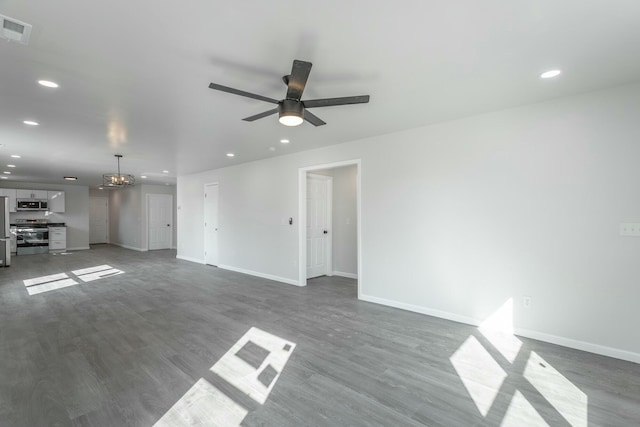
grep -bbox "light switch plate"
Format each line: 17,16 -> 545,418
620,223 -> 640,236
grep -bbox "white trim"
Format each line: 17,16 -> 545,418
299,159 -> 362,292
146,193 -> 173,251
218,264 -> 301,286
176,254 -> 206,264
360,293 -> 478,326
513,327 -> 640,365
332,271 -> 358,279
66,246 -> 90,251
110,242 -> 146,252
359,293 -> 640,364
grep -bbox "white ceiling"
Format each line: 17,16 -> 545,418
1,0 -> 640,187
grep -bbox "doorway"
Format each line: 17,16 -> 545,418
299,160 -> 361,296
89,197 -> 109,244
147,194 -> 173,250
204,183 -> 219,266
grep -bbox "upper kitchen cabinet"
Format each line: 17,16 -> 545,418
17,189 -> 48,199
47,191 -> 65,213
0,189 -> 17,212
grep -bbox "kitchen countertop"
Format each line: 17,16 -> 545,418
10,223 -> 66,227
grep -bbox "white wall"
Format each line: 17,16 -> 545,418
109,185 -> 177,250
2,182 -> 89,250
331,165 -> 358,277
109,185 -> 142,249
178,82 -> 640,362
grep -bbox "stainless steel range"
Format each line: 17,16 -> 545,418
15,219 -> 49,255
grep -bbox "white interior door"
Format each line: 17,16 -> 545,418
204,183 -> 219,266
89,197 -> 108,244
148,194 -> 173,250
307,174 -> 332,279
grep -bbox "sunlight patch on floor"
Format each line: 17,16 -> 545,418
153,379 -> 248,427
23,264 -> 124,296
501,390 -> 549,427
451,335 -> 507,416
211,326 -> 296,405
450,298 -> 588,426
154,327 -> 296,427
26,278 -> 79,295
524,351 -> 588,427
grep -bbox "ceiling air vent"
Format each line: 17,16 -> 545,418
0,14 -> 32,45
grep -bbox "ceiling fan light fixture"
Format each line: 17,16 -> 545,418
278,100 -> 304,127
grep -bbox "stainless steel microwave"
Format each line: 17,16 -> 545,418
16,199 -> 48,211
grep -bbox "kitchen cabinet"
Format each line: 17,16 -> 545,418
47,191 -> 65,213
48,227 -> 66,252
17,189 -> 47,199
0,189 -> 17,212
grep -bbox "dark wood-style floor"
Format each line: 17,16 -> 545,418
0,245 -> 638,426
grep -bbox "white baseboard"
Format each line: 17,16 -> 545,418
110,242 -> 146,252
67,246 -> 90,251
176,255 -> 205,264
359,293 -> 640,365
359,293 -> 479,326
514,327 -> 640,365
218,264 -> 301,286
332,271 -> 358,279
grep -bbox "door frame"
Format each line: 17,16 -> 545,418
204,182 -> 219,266
89,196 -> 109,244
146,194 -> 173,250
306,173 -> 333,279
298,159 -> 362,298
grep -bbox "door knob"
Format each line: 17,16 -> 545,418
323,230 -> 328,234
167,224 -> 170,226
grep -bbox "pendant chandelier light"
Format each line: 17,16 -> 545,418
103,154 -> 135,187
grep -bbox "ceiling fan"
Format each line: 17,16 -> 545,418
208,59 -> 370,127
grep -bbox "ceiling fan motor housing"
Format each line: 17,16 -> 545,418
279,99 -> 304,119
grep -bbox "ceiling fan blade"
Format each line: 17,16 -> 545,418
242,108 -> 279,122
286,60 -> 312,101
208,83 -> 279,104
303,95 -> 370,108
304,110 -> 326,127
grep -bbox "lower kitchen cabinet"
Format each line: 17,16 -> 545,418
48,227 -> 66,252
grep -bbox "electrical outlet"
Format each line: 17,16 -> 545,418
523,296 -> 532,308
620,223 -> 640,236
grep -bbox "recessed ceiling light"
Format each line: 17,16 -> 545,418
141,175 -> 147,179
38,80 -> 59,88
540,69 -> 562,79
64,176 -> 77,181
226,153 -> 235,157
23,120 -> 39,126
280,139 -> 290,144
10,155 -> 21,158
3,171 -> 11,175
162,170 -> 169,174
7,165 -> 15,168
